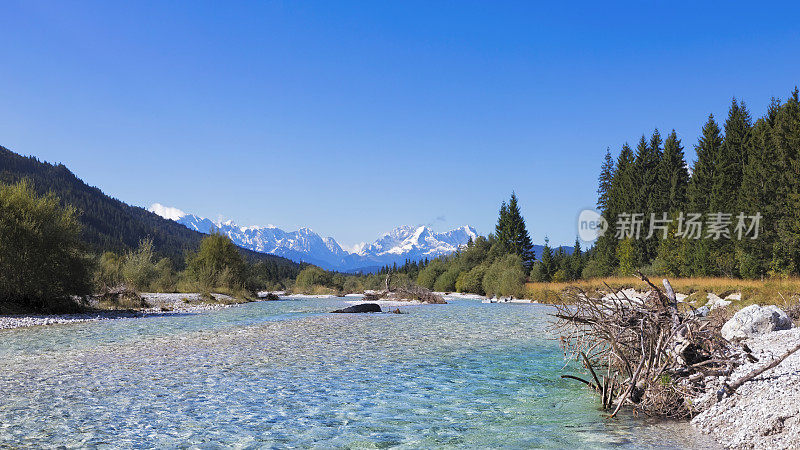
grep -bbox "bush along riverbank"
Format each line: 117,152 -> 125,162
554,271 -> 800,448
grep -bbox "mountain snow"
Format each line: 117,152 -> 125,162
148,204 -> 478,272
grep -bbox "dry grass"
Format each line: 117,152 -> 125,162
526,276 -> 800,309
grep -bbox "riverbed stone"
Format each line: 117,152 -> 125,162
721,304 -> 792,341
331,303 -> 382,313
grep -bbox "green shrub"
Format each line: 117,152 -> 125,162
417,260 -> 446,289
0,180 -> 92,311
294,266 -> 332,292
186,232 -> 246,291
97,251 -> 123,288
483,254 -> 526,298
456,264 -> 487,295
122,238 -> 158,291
433,267 -> 460,292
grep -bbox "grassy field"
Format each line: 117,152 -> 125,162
526,276 -> 800,309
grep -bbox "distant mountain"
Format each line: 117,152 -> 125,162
150,203 -> 479,272
0,146 -> 303,279
532,245 -> 574,259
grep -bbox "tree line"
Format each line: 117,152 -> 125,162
590,88 -> 800,279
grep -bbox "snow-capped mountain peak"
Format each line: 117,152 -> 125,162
148,203 -> 477,272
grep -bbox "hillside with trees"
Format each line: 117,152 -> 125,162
0,146 -> 302,281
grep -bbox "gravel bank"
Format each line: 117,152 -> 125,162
692,327 -> 800,448
0,293 -> 240,330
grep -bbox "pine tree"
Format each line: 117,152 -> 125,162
632,132 -> 663,264
539,237 -> 554,281
505,193 -> 535,267
597,148 -> 615,212
658,130 -> 689,212
570,237 -> 584,279
594,143 -> 635,275
611,143 -> 637,215
495,201 -> 510,253
738,99 -> 780,278
687,115 -> 723,275
688,115 -> 723,213
713,98 -> 751,213
772,88 -> 800,274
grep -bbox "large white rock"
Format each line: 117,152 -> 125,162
721,304 -> 792,341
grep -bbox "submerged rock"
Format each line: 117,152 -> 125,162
721,304 -> 792,341
331,303 -> 382,313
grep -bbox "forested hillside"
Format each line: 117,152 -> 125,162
0,146 -> 302,280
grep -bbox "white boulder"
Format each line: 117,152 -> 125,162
721,304 -> 792,341
706,293 -> 732,310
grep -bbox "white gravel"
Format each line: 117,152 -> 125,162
692,327 -> 800,448
0,293 -> 239,330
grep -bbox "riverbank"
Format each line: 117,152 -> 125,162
0,293 -> 241,330
692,327 -> 800,448
526,276 -> 800,307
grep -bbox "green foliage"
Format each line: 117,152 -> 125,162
616,238 -> 636,276
122,238 -> 158,291
433,267 -> 460,292
597,148 -> 615,211
187,232 -> 246,291
294,266 -> 332,290
0,180 -> 92,311
96,251 -> 123,288
495,193 -> 535,267
455,264 -> 488,295
417,260 -> 446,290
589,87 -> 800,279
152,257 -> 177,292
483,254 -> 526,298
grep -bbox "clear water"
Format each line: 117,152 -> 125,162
0,298 -> 715,448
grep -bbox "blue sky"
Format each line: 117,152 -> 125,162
1,1 -> 799,248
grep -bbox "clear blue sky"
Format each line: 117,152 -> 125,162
1,1 -> 799,248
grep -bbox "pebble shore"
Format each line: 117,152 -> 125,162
692,327 -> 800,448
0,293 -> 237,330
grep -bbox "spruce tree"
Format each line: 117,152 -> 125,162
633,132 -> 662,264
713,99 -> 751,213
688,115 -> 723,214
570,237 -> 583,279
738,99 -> 781,277
658,130 -> 689,212
505,193 -> 535,267
494,201 -> 510,253
539,237 -> 554,281
597,148 -> 615,212
688,115 -> 723,275
772,88 -> 800,274
594,143 -> 635,275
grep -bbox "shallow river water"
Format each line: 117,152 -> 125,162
0,297 -> 716,448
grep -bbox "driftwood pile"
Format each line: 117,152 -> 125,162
363,272 -> 446,304
553,271 -> 800,419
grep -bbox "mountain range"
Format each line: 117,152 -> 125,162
150,203 -> 478,273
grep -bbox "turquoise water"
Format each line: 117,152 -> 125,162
0,298 -> 713,448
